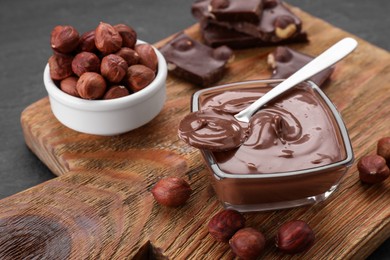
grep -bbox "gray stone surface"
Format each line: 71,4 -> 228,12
0,0 -> 388,258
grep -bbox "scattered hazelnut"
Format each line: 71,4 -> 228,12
275,220 -> 315,254
151,177 -> 192,207
357,155 -> 390,184
229,227 -> 266,260
71,52 -> 100,76
60,76 -> 79,97
95,22 -> 123,55
103,85 -> 130,99
208,209 -> 245,242
274,15 -> 297,39
76,72 -> 107,99
377,137 -> 390,165
50,25 -> 80,54
116,47 -> 140,66
101,54 -> 128,83
78,30 -> 97,53
127,64 -> 155,92
209,0 -> 230,10
135,44 -> 158,72
48,53 -> 74,80
114,24 -> 137,49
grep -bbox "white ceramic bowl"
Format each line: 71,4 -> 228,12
44,41 -> 167,136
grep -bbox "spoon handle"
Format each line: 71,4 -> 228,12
234,37 -> 358,123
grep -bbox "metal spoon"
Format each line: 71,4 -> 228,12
234,37 -> 358,123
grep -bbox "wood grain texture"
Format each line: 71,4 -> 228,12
8,6 -> 390,259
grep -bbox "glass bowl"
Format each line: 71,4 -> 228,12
191,79 -> 354,212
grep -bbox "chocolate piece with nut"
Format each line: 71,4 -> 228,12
208,0 -> 264,24
192,0 -> 307,43
159,32 -> 234,87
267,46 -> 334,86
200,19 -> 307,49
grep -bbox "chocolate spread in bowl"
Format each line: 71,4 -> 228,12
179,83 -> 345,174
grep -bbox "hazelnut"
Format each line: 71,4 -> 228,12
209,0 -> 230,10
212,45 -> 234,63
101,54 -> 128,83
172,37 -> 194,51
275,220 -> 315,254
103,85 -> 130,100
127,65 -> 155,92
78,30 -> 97,53
229,228 -> 266,260
60,76 -> 79,97
267,47 -> 293,69
357,155 -> 390,184
76,72 -> 107,99
208,209 -> 245,242
95,22 -> 123,55
274,15 -> 297,39
116,47 -> 140,66
71,52 -> 100,77
377,137 -> 390,165
151,177 -> 192,207
48,53 -> 74,80
50,25 -> 80,54
135,44 -> 158,72
113,24 -> 137,49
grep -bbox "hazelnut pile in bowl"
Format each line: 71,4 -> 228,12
44,22 -> 167,136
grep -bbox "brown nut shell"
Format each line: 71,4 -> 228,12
135,44 -> 158,72
103,85 -> 130,99
357,154 -> 390,184
100,54 -> 128,83
60,76 -> 80,97
50,25 -> 80,54
114,24 -> 137,49
76,72 -> 107,99
78,30 -> 97,53
208,209 -> 245,242
116,47 -> 140,66
377,137 -> 390,165
48,53 -> 74,81
72,52 -> 100,76
276,220 -> 315,254
127,64 -> 155,92
229,227 -> 266,260
151,177 -> 192,207
95,22 -> 123,55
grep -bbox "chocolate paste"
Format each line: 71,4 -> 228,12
179,84 -> 345,174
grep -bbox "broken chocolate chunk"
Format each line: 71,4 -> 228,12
200,20 -> 307,49
159,32 -> 234,87
267,46 -> 334,86
192,0 -> 307,43
208,0 -> 264,24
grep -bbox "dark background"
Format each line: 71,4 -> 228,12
0,0 -> 388,258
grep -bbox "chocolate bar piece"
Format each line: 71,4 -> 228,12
201,20 -> 307,49
159,33 -> 234,87
193,0 -> 307,43
208,0 -> 264,24
267,46 -> 334,86
201,21 -> 264,49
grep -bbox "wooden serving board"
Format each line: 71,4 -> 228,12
5,6 -> 389,259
